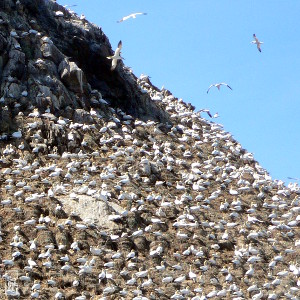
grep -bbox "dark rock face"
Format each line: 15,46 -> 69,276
0,0 -> 169,136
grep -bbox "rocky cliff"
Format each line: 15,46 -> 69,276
0,1 -> 299,300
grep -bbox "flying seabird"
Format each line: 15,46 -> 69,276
207,83 -> 232,93
117,12 -> 147,23
107,40 -> 123,71
251,34 -> 263,52
63,4 -> 77,8
199,109 -> 212,118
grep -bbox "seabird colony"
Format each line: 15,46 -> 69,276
1,73 -> 299,299
0,1 -> 298,300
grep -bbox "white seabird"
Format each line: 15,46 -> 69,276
107,40 -> 123,71
63,4 -> 77,8
117,12 -> 147,23
251,33 -> 263,52
199,109 -> 212,118
207,83 -> 232,93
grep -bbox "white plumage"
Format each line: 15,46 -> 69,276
117,12 -> 147,23
107,40 -> 123,71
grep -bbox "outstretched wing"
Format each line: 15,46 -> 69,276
207,84 -> 214,93
134,12 -> 147,17
206,111 -> 212,118
199,109 -> 212,118
220,83 -> 232,90
257,44 -> 262,52
253,33 -> 259,43
117,15 -> 131,22
111,58 -> 117,71
115,40 -> 122,56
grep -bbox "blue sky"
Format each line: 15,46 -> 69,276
59,0 -> 300,183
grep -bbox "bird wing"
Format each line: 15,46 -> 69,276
115,40 -> 122,56
207,84 -> 214,93
257,44 -> 262,52
134,12 -> 147,16
206,111 -> 212,118
253,34 -> 259,43
220,83 -> 232,90
111,59 -> 117,71
118,40 -> 122,50
117,15 -> 131,22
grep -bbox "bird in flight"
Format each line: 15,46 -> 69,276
107,40 -> 123,71
63,4 -> 77,8
251,34 -> 263,52
207,83 -> 232,94
199,109 -> 219,118
199,109 -> 212,118
117,12 -> 147,23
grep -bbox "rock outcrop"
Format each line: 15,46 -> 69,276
0,0 -> 169,135
0,1 -> 299,300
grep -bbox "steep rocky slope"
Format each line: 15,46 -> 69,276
0,1 -> 299,300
